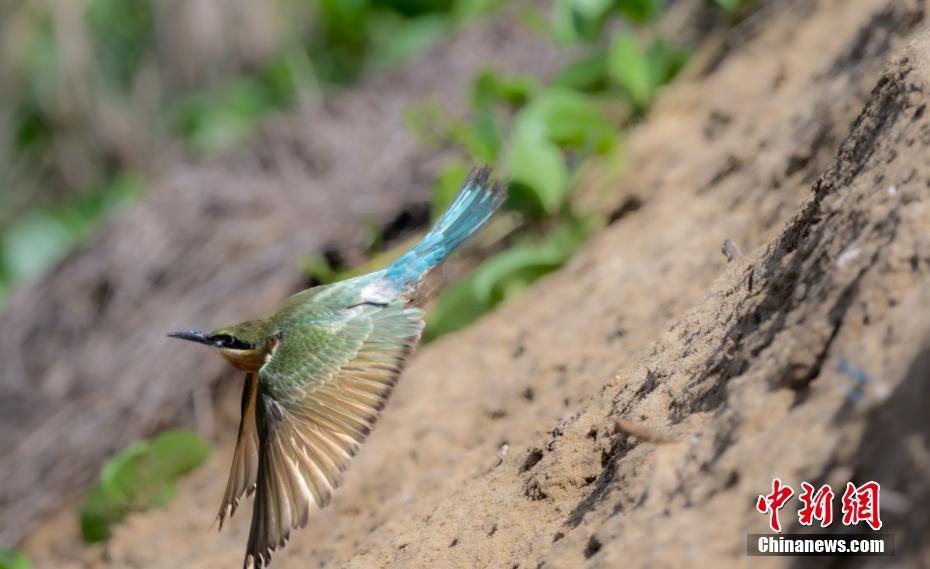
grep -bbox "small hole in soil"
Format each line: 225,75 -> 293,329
520,448 -> 544,472
608,196 -> 643,225
584,535 -> 602,558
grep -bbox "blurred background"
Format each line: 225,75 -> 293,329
0,0 -> 750,567
0,0 -> 483,305
0,0 -> 735,311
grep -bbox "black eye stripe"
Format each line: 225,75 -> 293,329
209,335 -> 254,350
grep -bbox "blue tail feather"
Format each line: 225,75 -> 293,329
385,166 -> 504,289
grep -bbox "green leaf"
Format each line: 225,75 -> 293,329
297,254 -> 341,285
505,88 -> 615,215
99,441 -> 149,504
80,481 -> 126,543
506,126 -> 569,216
519,88 -> 614,150
615,0 -> 661,23
552,0 -> 614,43
608,33 -> 653,107
80,430 -> 210,543
570,0 -> 615,19
551,0 -> 660,42
372,0 -> 456,17
552,52 -> 609,91
147,430 -> 211,480
474,218 -> 588,306
0,549 -> 31,569
425,219 -> 591,341
447,110 -> 502,162
471,69 -> 538,110
368,14 -> 451,71
645,38 -> 690,88
424,272 -> 488,341
472,110 -> 503,161
472,244 -> 567,304
713,0 -> 751,12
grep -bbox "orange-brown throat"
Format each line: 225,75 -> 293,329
219,334 -> 279,373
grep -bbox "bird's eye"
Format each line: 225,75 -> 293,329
212,334 -> 235,347
211,334 -> 255,350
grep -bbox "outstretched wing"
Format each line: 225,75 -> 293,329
244,303 -> 424,569
217,373 -> 260,528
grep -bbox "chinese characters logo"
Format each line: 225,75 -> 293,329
756,480 -> 882,532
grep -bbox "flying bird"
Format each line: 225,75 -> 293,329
169,167 -> 504,568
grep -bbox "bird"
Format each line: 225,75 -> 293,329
169,166 -> 505,568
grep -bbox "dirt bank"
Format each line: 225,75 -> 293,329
19,0 -> 930,567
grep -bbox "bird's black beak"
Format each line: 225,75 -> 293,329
168,330 -> 213,346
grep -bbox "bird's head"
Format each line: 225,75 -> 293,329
169,319 -> 274,372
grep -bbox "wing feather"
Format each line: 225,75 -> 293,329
241,303 -> 423,568
217,373 -> 260,528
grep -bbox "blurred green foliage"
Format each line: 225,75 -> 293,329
507,87 -> 615,215
609,34 -> 689,111
304,0 -> 703,339
85,0 -> 155,90
0,0 -> 740,311
412,0 -> 692,339
425,218 -> 590,340
169,55 -> 305,156
552,0 -> 661,43
80,430 -> 210,543
713,0 -> 755,13
0,0 -> 499,306
0,549 -> 31,569
0,173 -> 144,304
